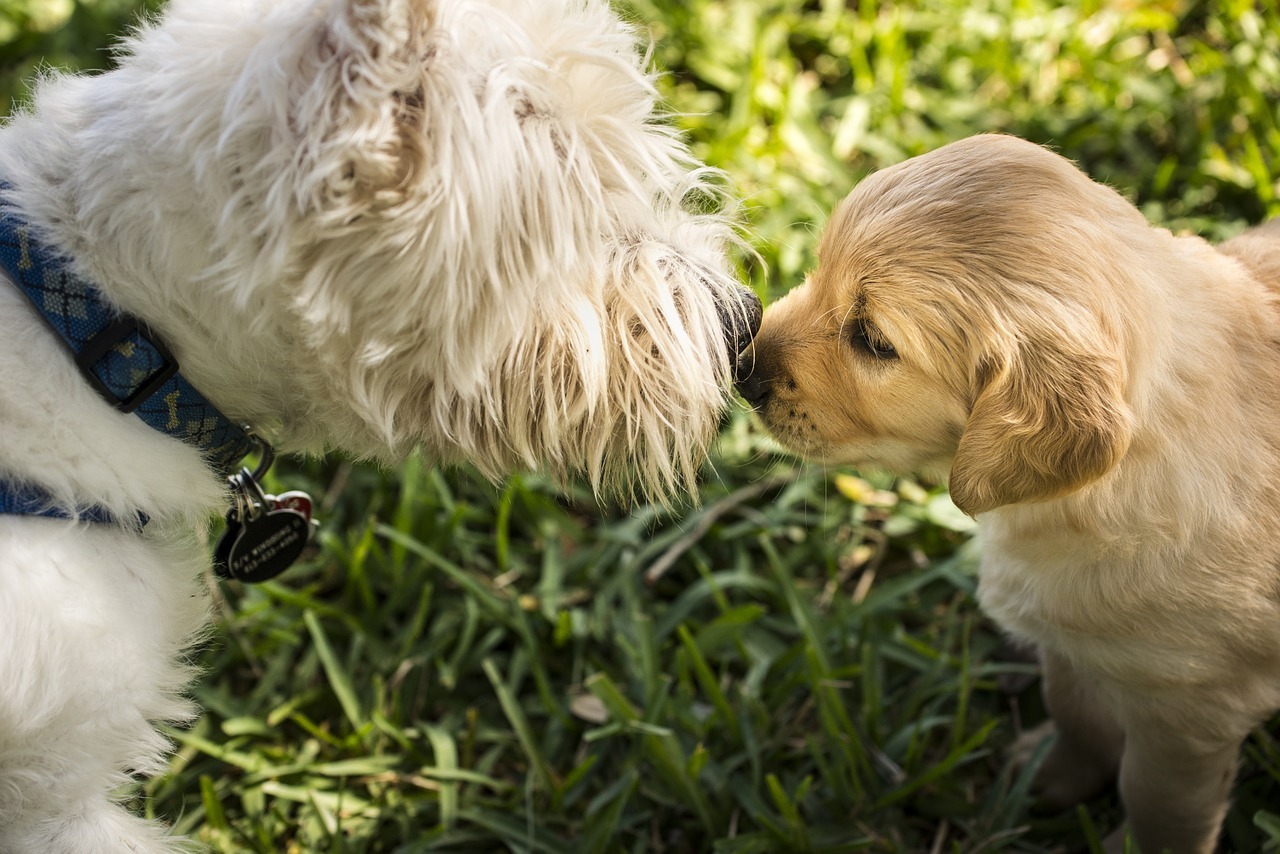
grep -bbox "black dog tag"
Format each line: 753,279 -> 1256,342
212,457 -> 317,583
216,506 -> 311,583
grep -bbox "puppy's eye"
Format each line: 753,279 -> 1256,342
849,318 -> 898,360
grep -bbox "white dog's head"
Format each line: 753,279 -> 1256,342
6,0 -> 759,499
738,135 -> 1159,514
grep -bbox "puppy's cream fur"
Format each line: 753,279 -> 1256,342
745,134 -> 1280,854
0,0 -> 757,849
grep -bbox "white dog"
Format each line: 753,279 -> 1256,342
0,0 -> 760,849
742,134 -> 1280,853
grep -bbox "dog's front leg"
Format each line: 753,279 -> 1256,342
1110,713 -> 1241,854
0,522 -> 208,853
1029,649 -> 1124,809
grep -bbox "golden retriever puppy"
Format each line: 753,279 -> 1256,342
739,133 -> 1280,854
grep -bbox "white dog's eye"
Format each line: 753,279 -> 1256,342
850,318 -> 898,360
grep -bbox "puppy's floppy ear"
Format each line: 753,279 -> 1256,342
949,342 -> 1132,515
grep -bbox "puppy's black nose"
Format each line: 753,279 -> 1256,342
735,349 -> 772,408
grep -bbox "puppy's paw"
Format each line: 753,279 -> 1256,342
1102,825 -> 1138,854
1011,719 -> 1056,770
1014,720 -> 1115,811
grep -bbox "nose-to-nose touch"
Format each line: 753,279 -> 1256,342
713,285 -> 766,405
718,284 -> 762,371
735,351 -> 771,408
736,287 -> 763,356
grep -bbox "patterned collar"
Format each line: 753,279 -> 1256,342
0,184 -> 255,521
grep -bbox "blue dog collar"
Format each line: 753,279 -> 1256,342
0,183 -> 256,523
0,481 -> 146,529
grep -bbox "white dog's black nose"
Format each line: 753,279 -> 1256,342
723,285 -> 761,370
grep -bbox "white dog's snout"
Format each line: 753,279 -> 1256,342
721,285 -> 762,364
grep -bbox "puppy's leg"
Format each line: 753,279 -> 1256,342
1111,722 -> 1240,854
0,523 -> 206,853
1029,650 -> 1125,808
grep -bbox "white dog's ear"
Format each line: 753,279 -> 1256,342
949,344 -> 1132,515
292,0 -> 429,214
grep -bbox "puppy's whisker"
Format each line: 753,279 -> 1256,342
835,302 -> 862,340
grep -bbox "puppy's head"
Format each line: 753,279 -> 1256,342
740,135 -> 1138,514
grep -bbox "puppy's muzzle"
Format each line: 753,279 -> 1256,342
735,353 -> 770,408
734,337 -> 783,410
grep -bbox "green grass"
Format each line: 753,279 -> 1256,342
4,0 -> 1280,851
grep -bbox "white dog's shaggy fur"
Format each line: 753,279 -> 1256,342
0,0 -> 759,849
742,134 -> 1280,853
